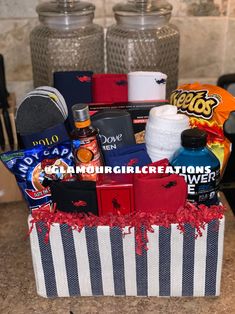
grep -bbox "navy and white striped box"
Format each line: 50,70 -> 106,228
29,216 -> 225,298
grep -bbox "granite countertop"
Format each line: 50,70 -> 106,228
0,195 -> 234,314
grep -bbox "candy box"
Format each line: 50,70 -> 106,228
28,205 -> 225,298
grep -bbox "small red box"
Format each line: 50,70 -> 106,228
96,174 -> 134,216
92,73 -> 128,104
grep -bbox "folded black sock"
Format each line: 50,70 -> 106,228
50,181 -> 98,215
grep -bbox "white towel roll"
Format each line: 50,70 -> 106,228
148,105 -> 177,123
145,134 -> 181,151
145,104 -> 189,161
146,146 -> 175,162
147,114 -> 189,132
145,119 -> 189,137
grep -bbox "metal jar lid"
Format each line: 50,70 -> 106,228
72,104 -> 90,122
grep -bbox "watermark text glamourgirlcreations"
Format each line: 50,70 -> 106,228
45,165 -> 212,175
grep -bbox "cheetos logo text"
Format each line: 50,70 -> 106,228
170,89 -> 220,120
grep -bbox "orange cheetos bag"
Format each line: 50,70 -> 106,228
170,83 -> 235,174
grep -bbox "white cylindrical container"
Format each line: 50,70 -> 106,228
128,71 -> 167,101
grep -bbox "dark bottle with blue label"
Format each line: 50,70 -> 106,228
171,128 -> 220,205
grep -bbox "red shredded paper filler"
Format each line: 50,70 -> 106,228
28,202 -> 225,255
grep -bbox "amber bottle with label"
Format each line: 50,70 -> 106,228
72,104 -> 103,181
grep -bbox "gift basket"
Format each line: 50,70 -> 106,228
1,0 -> 234,297
1,70 -> 232,298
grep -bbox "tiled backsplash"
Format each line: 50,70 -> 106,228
0,0 -> 235,103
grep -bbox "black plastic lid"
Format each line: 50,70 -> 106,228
181,128 -> 207,148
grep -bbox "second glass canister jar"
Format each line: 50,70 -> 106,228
30,0 -> 104,87
106,0 -> 180,97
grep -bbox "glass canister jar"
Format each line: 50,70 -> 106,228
30,0 -> 104,87
106,0 -> 180,97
